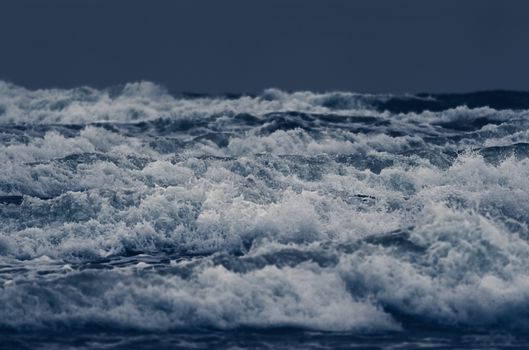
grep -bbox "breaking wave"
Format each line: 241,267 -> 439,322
2,81 -> 529,334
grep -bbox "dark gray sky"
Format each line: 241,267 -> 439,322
1,0 -> 528,94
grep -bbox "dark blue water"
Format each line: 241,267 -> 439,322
3,329 -> 529,349
2,82 -> 529,349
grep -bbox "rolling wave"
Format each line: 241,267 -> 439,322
1,81 -> 529,337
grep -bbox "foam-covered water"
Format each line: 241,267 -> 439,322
2,81 -> 529,348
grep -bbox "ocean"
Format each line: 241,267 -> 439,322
1,81 -> 529,349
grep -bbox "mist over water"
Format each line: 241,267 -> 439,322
2,81 -> 529,348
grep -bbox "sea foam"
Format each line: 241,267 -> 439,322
1,81 -> 529,332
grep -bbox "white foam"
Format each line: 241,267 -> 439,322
2,83 -> 529,331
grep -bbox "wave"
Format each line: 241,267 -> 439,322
1,82 -> 529,333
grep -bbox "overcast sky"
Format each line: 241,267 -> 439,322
1,0 -> 528,94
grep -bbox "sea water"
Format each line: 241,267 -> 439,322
2,82 -> 529,348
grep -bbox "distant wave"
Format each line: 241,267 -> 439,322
2,81 -> 529,333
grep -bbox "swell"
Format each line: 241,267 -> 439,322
376,91 -> 529,113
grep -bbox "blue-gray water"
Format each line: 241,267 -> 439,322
1,82 -> 529,349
